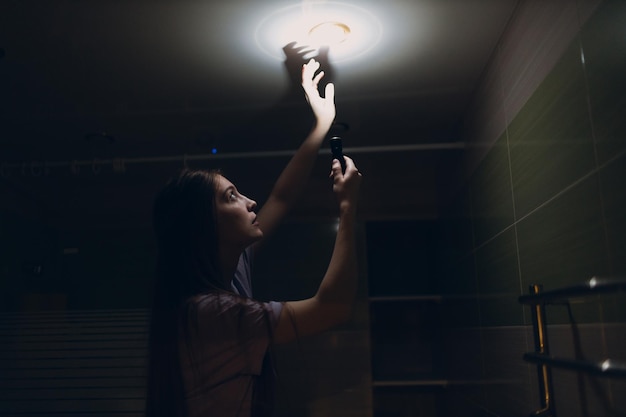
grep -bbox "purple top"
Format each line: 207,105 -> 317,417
180,248 -> 283,417
231,248 -> 283,320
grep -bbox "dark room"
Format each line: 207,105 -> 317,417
1,0 -> 625,416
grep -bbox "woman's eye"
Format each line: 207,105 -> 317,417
229,191 -> 237,201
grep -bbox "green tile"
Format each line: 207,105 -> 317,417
441,296 -> 481,329
611,378 -> 626,411
599,154 -> 626,322
470,134 -> 515,246
600,294 -> 626,325
440,256 -> 480,329
437,191 -> 475,295
439,177 -> 478,331
508,42 -> 596,218
605,323 -> 626,362
475,228 -> 524,326
437,216 -> 474,272
517,175 -> 609,324
438,252 -> 477,296
599,111 -> 626,278
580,0 -> 626,164
369,300 -> 442,380
440,187 -> 474,259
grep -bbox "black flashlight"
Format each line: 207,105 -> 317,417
329,136 -> 346,174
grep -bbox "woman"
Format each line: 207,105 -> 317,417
146,58 -> 362,417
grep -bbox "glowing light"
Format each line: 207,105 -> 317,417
254,1 -> 383,62
308,21 -> 351,46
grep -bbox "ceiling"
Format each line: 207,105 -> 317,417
0,0 -> 519,224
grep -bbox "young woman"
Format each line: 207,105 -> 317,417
146,58 -> 362,417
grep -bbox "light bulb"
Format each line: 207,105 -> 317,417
308,21 -> 351,47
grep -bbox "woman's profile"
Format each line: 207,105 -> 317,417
146,58 -> 362,417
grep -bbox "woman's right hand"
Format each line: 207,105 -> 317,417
274,156 -> 361,344
330,155 -> 362,213
302,59 -> 336,131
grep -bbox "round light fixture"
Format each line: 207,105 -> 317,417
254,1 -> 382,62
308,21 -> 351,46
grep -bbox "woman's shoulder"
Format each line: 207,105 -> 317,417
186,292 -> 282,336
189,291 -> 268,315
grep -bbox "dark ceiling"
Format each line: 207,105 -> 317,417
0,0 -> 519,225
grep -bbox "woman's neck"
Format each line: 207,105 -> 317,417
219,246 -> 243,287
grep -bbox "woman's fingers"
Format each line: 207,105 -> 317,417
330,158 -> 343,178
330,156 -> 360,179
343,156 -> 360,176
324,82 -> 335,102
302,59 -> 320,84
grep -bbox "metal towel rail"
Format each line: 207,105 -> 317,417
518,277 -> 626,417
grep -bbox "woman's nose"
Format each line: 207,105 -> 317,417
247,197 -> 257,211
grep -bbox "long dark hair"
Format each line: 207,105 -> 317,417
146,169 -> 225,417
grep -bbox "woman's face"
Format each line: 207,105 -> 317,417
214,175 -> 263,250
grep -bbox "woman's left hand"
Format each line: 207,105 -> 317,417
301,58 -> 336,129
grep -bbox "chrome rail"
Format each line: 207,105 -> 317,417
518,277 -> 626,417
519,277 -> 626,305
523,353 -> 626,378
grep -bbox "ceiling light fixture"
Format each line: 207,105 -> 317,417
254,1 -> 382,63
308,21 -> 351,46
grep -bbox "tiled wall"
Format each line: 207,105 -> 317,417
441,0 -> 626,415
